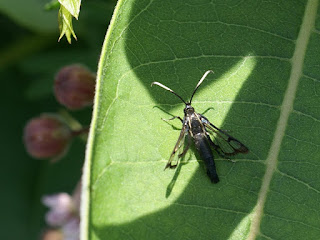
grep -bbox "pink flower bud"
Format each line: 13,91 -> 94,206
54,64 -> 96,110
23,114 -> 71,159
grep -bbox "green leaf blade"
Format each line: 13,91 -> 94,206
81,1 -> 320,239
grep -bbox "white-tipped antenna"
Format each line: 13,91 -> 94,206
189,70 -> 214,104
151,81 -> 187,105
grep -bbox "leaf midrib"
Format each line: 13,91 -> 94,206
247,0 -> 319,239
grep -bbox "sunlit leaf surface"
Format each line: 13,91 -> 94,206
82,1 -> 320,239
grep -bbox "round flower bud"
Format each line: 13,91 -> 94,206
23,114 -> 71,159
54,64 -> 96,110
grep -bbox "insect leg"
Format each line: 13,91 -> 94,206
162,116 -> 183,123
164,124 -> 187,169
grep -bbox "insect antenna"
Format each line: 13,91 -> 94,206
189,70 -> 214,104
151,82 -> 187,105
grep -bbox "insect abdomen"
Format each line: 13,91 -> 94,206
193,134 -> 219,183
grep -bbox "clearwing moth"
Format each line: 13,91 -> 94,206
151,70 -> 249,183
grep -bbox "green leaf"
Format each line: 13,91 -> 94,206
0,0 -> 57,33
82,0 -> 320,239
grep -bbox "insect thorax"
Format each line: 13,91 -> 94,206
184,104 -> 195,115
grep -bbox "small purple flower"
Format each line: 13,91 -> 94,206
42,193 -> 76,227
41,182 -> 81,240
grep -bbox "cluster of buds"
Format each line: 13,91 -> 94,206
23,64 -> 95,239
23,64 -> 95,160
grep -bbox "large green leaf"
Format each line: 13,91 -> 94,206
82,0 -> 320,239
0,0 -> 57,33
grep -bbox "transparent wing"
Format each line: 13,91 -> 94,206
201,116 -> 249,156
165,123 -> 191,169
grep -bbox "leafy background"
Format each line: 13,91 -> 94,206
85,0 -> 320,240
0,0 -> 115,239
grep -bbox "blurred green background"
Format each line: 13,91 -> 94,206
0,0 -> 115,239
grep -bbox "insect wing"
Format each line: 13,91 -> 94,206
201,117 -> 249,156
165,123 -> 190,169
